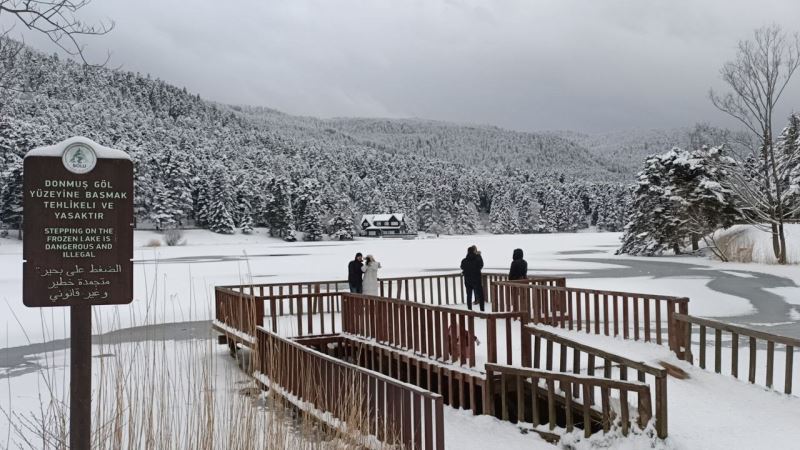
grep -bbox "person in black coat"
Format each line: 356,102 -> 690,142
460,245 -> 485,311
508,248 -> 528,280
348,253 -> 364,293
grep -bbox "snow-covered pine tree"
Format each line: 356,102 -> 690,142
517,192 -> 541,233
776,114 -> 800,220
619,147 -> 736,256
266,177 -> 295,237
452,198 -> 479,234
301,198 -> 324,241
205,166 -> 236,234
416,197 -> 435,232
618,151 -> 683,255
328,214 -> 355,240
669,146 -> 738,251
489,190 -> 519,234
0,153 -> 23,236
234,180 -> 255,234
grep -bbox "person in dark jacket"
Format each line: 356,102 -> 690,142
348,253 -> 364,293
508,248 -> 528,280
460,245 -> 485,311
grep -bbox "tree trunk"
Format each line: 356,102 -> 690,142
673,242 -> 681,255
778,221 -> 787,264
771,223 -> 781,260
691,234 -> 699,251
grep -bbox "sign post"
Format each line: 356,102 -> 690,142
23,136 -> 133,450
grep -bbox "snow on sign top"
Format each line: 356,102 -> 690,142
25,136 -> 131,161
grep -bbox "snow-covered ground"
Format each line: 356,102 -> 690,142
2,229 -> 800,449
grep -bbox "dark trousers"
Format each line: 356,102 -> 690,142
349,283 -> 363,294
465,283 -> 484,311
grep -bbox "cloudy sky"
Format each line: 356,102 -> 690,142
7,0 -> 800,133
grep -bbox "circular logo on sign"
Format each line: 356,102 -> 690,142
62,143 -> 97,174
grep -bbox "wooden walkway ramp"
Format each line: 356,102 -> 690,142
212,273 -> 799,449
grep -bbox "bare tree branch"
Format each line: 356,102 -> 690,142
709,24 -> 800,264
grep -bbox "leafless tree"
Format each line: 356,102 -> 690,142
709,24 -> 800,264
0,0 -> 113,91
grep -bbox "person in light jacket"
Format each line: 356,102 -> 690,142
460,245 -> 485,311
362,255 -> 382,295
508,248 -> 528,280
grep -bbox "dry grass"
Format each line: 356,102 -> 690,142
143,239 -> 162,248
1,258 -> 385,449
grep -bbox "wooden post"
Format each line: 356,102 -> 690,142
70,305 -> 92,450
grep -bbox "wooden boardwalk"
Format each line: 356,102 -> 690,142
213,272 -> 799,448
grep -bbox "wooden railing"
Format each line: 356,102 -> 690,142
300,334 -> 489,416
675,314 -> 799,395
521,325 -> 668,438
485,364 -> 653,438
494,282 -> 690,355
214,286 -> 263,338
341,293 -> 525,368
221,272 -> 558,314
256,327 -> 445,450
491,276 -> 566,314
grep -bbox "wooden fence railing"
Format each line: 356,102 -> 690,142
494,282 -> 690,355
341,293 -> 525,368
214,286 -> 264,339
491,277 -> 567,315
221,273 -> 563,314
484,364 -> 653,438
675,314 -> 799,395
299,334 -> 489,416
520,324 -> 668,438
256,327 -> 445,450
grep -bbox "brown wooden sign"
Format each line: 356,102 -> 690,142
23,137 -> 134,307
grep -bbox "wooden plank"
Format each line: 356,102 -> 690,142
655,375 -> 668,439
767,340 -> 775,388
469,315 -> 477,367
435,396 -> 445,450
427,309 -> 435,358
622,295 -> 629,339
564,380 -> 574,432
484,370 -> 494,417
643,297 -> 651,342
699,325 -> 706,369
516,374 -> 524,424
613,294 -> 619,337
531,375 -> 540,425
593,292 -> 601,335
501,373 -> 508,421
413,394 -> 422,449
655,298 -> 662,345
487,318 -> 497,364
786,345 -> 794,395
620,388 -> 630,436
505,318 -> 513,365
601,386 -> 610,433
581,383 -> 592,438
749,337 -> 757,384
547,378 -> 556,431
424,396 -> 433,449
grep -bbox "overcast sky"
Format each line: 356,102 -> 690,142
7,0 -> 800,133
